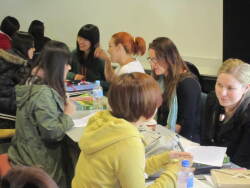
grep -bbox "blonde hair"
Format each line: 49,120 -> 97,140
218,58 -> 250,85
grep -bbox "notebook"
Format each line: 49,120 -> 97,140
211,169 -> 250,188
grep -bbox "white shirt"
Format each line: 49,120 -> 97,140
115,60 -> 145,76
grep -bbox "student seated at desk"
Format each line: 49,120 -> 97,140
201,59 -> 250,169
148,37 -> 201,143
95,31 -> 146,82
7,41 -> 75,188
66,24 -> 108,92
72,72 -> 192,188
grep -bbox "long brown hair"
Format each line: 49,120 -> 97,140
33,41 -> 71,103
149,37 -> 191,107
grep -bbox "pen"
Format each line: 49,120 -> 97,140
176,134 -> 185,152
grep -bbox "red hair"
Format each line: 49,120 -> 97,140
112,32 -> 146,56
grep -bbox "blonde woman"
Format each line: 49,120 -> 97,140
201,58 -> 250,169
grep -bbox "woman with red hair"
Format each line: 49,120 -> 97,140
95,32 -> 146,82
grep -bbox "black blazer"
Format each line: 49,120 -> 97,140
201,91 -> 250,169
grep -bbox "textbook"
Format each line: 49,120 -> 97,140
211,169 -> 250,188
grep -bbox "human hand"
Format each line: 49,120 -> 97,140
94,47 -> 110,62
169,151 -> 193,162
74,74 -> 85,80
64,99 -> 76,116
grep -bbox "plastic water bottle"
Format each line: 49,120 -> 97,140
92,80 -> 104,110
177,160 -> 194,188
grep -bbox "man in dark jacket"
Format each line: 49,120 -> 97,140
0,49 -> 28,152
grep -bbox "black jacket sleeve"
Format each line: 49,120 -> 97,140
176,77 -> 201,141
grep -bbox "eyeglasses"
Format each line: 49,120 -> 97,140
147,57 -> 159,64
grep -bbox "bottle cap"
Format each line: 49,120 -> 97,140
95,80 -> 100,85
181,160 -> 190,167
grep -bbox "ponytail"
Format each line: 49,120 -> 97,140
134,37 -> 146,56
112,32 -> 146,56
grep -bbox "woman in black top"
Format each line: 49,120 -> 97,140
201,59 -> 250,168
67,24 -> 108,92
148,37 -> 201,142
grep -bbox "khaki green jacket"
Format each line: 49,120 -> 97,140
8,84 -> 74,188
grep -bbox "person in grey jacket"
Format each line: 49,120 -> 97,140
8,41 -> 75,188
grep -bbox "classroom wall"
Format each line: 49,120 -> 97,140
0,0 -> 223,63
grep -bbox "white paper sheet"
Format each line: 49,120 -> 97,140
179,136 -> 200,150
186,146 -> 227,167
73,112 -> 96,127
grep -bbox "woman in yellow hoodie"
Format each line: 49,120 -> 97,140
72,72 -> 192,188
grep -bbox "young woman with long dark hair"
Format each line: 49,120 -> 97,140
67,24 -> 109,91
8,40 -> 75,188
148,37 -> 201,142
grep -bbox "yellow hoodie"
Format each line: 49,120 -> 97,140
72,110 -> 180,188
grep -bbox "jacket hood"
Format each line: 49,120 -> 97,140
15,85 -> 41,109
0,49 -> 27,66
79,110 -> 142,154
15,85 -> 64,111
